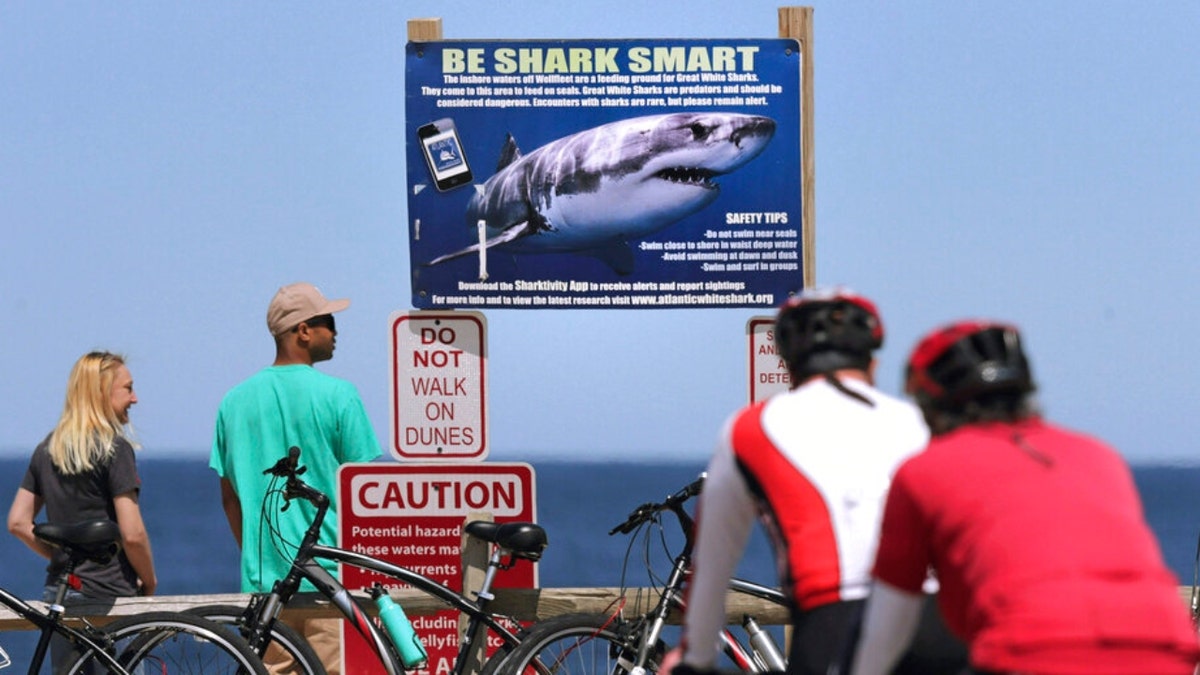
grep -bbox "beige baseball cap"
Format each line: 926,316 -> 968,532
266,282 -> 351,336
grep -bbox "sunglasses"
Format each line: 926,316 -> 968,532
298,314 -> 336,332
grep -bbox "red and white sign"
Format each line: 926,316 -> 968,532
748,316 -> 791,402
391,311 -> 487,461
338,463 -> 537,675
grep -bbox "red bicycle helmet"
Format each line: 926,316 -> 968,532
906,320 -> 1034,407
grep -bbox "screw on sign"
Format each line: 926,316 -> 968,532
391,311 -> 488,461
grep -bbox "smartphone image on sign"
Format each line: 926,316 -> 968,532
417,118 -> 473,191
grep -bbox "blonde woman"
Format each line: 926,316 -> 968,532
7,351 -> 157,601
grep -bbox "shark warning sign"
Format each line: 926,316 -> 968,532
405,38 -> 803,309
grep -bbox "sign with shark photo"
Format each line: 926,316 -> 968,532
406,38 -> 803,309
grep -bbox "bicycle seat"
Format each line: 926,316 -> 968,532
33,519 -> 122,565
465,521 -> 548,561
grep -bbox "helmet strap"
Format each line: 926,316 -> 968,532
823,372 -> 875,408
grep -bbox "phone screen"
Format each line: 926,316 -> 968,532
419,120 -> 473,191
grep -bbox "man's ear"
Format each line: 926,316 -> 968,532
293,322 -> 313,345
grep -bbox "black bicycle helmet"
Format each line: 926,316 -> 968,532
774,286 -> 884,383
905,320 -> 1035,408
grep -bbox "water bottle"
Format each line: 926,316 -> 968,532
372,584 -> 428,669
742,615 -> 787,671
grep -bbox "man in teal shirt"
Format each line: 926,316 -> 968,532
210,281 -> 381,674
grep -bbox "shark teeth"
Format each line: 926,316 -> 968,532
656,167 -> 719,188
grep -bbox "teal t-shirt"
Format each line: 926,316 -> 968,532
209,365 -> 381,592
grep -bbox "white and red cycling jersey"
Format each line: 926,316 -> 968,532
680,376 -> 929,668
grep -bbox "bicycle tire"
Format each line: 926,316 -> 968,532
191,604 -> 328,675
477,630 -> 527,675
62,611 -> 268,675
489,612 -> 661,675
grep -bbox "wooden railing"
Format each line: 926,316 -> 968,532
0,586 -> 790,631
5,516 -> 1192,630
0,516 -> 790,630
2,586 -> 1194,631
2,583 -> 1190,629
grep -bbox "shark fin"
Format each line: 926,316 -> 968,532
589,241 -> 636,276
496,133 -> 522,172
425,220 -> 539,267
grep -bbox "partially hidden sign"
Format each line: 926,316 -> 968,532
338,463 -> 537,675
406,38 -> 804,309
748,315 -> 790,402
391,311 -> 487,461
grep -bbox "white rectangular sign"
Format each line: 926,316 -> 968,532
390,311 -> 488,460
748,316 -> 791,402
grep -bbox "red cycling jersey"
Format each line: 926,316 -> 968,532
873,418 -> 1199,674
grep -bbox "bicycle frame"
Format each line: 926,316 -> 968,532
244,536 -> 529,675
242,449 -> 532,675
260,545 -> 526,675
627,545 -> 784,672
612,476 -> 788,674
0,583 -> 132,674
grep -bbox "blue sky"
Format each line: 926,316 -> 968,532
2,2 -> 1197,465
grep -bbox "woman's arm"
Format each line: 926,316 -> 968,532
7,488 -> 54,559
113,491 -> 157,596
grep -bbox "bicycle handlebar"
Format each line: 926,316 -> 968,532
609,474 -> 705,536
263,446 -> 304,477
263,446 -> 329,509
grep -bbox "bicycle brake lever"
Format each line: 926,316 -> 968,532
610,502 -> 659,535
263,446 -> 303,476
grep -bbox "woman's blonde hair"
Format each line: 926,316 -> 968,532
48,351 -> 138,475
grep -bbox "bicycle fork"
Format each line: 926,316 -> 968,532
249,561 -> 407,675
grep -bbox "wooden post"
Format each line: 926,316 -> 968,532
767,15 -> 814,655
778,7 -> 816,289
407,18 -> 443,42
458,512 -> 492,675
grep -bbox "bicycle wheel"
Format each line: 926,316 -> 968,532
62,611 -> 268,674
489,612 -> 660,675
191,604 -> 328,675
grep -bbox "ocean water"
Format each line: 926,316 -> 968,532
0,458 -> 1198,669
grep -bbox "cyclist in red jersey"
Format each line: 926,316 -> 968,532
846,320 -> 1200,675
674,288 -> 966,675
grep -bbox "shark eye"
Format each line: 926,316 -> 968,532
687,122 -> 714,141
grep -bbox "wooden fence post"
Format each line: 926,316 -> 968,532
458,512 -> 493,675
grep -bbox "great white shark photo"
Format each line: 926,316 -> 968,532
425,111 -> 777,275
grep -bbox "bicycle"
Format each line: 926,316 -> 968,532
194,447 -> 548,675
485,474 -> 789,675
0,518 -> 267,674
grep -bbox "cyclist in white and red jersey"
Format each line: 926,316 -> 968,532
846,320 -> 1200,675
674,288 -> 966,675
